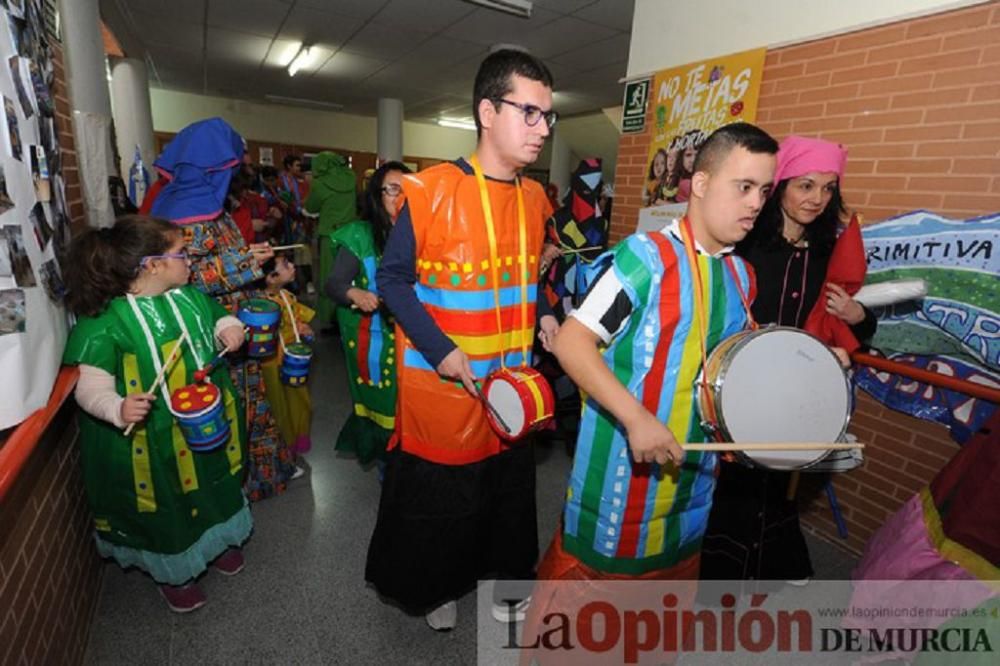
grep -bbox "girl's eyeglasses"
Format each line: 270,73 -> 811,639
381,183 -> 403,197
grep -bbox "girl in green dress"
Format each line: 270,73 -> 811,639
63,216 -> 252,613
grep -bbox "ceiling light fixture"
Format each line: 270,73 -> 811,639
462,0 -> 532,19
287,45 -> 315,77
437,118 -> 477,131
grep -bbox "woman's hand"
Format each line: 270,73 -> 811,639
825,283 -> 866,325
348,288 -> 380,313
297,322 -> 314,338
120,393 -> 155,425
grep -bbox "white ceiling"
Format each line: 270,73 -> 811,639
101,0 -> 634,123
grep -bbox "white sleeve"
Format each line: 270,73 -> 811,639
214,315 -> 244,349
568,268 -> 634,344
75,364 -> 126,429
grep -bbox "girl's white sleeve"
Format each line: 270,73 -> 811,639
75,364 -> 127,429
214,315 -> 244,349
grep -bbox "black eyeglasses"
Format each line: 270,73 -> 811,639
495,99 -> 558,129
381,183 -> 402,197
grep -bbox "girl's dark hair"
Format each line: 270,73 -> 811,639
647,149 -> 668,181
364,161 -> 411,254
740,179 -> 845,256
65,215 -> 180,316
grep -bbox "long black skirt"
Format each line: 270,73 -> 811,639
700,460 -> 814,581
365,444 -> 539,611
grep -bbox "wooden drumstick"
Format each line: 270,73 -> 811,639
474,383 -> 512,435
266,244 -> 305,251
123,332 -> 188,436
682,442 -> 864,452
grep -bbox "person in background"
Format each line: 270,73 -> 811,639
259,253 -> 315,463
701,135 -> 875,585
306,151 -> 358,330
326,161 -> 410,469
150,117 -> 296,501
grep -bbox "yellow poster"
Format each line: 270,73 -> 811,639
641,47 -> 767,209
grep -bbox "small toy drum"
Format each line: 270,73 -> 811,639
482,367 -> 555,441
696,326 -> 851,470
171,382 -> 231,453
280,342 -> 313,386
238,299 -> 281,357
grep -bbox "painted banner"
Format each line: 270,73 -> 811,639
856,210 -> 1000,442
640,47 -> 767,211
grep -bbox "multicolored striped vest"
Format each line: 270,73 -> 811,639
563,227 -> 756,575
395,159 -> 550,464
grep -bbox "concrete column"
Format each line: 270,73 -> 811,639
548,129 -> 572,201
109,57 -> 156,188
58,0 -> 116,226
58,0 -> 112,118
377,98 -> 403,163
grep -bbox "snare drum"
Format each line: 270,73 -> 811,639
482,367 -> 555,441
696,327 -> 851,470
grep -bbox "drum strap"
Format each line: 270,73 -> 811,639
277,289 -> 302,352
469,154 -> 529,368
126,292 -> 191,417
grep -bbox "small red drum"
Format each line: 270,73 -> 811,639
482,367 -> 555,441
170,381 -> 231,453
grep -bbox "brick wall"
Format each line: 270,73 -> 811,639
0,45 -> 103,666
609,3 -> 998,555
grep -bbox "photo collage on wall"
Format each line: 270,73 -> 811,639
0,0 -> 64,336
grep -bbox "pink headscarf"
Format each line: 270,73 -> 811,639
773,135 -> 848,185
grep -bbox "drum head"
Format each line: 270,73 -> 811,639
487,378 -> 525,437
718,329 -> 850,469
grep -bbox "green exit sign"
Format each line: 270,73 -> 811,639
621,79 -> 650,133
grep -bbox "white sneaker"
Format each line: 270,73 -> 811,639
786,577 -> 811,587
492,596 -> 531,623
425,600 -> 457,631
291,465 -> 305,480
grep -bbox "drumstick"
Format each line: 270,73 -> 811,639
473,384 -> 512,434
559,245 -> 604,255
123,332 -> 188,436
682,442 -> 864,451
266,244 -> 305,251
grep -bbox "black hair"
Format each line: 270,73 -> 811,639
692,122 -> 778,175
283,154 -> 301,169
65,215 -> 181,316
261,165 -> 278,180
472,49 -> 553,137
740,179 -> 845,256
364,161 -> 411,255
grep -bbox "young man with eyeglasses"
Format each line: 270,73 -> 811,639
366,49 -> 560,631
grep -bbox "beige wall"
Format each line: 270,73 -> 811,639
627,0 -> 991,78
149,88 -> 477,159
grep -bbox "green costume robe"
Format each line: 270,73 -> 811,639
330,221 -> 397,464
63,285 -> 251,585
306,152 -> 357,325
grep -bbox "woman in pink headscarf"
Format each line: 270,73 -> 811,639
700,135 -> 876,585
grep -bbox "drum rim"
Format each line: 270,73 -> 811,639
701,326 -> 853,466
